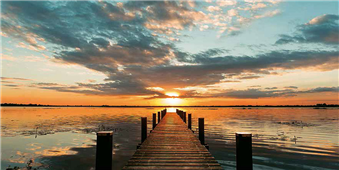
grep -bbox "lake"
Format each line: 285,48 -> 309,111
1,107 -> 338,170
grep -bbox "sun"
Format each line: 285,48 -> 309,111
164,92 -> 181,105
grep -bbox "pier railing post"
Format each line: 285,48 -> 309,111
183,112 -> 186,123
199,118 -> 205,145
96,131 -> 113,170
158,111 -> 160,123
152,113 -> 156,130
141,117 -> 147,143
188,114 -> 192,130
236,132 -> 253,170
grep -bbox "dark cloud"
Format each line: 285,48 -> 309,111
127,50 -> 338,88
31,77 -> 162,96
249,85 -> 261,88
217,86 -> 338,99
1,77 -> 32,81
3,84 -> 20,87
34,83 -> 59,86
238,75 -> 262,80
173,86 -> 338,99
222,80 -> 241,83
218,89 -> 285,99
284,86 -> 298,89
276,14 -> 339,45
303,86 -> 339,93
1,81 -> 15,84
265,87 -> 278,90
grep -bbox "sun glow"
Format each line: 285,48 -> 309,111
165,98 -> 181,105
165,92 -> 179,97
164,92 -> 181,105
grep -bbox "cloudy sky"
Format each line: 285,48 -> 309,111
1,0 -> 338,105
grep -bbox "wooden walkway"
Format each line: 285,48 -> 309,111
123,112 -> 222,170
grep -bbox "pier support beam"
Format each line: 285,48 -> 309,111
183,112 -> 186,123
158,112 -> 160,123
141,117 -> 147,143
152,113 -> 156,130
199,118 -> 205,145
96,131 -> 113,170
161,111 -> 164,119
236,132 -> 253,170
188,114 -> 192,130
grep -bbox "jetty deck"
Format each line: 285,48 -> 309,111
123,112 -> 222,169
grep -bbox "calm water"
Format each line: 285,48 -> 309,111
1,107 -> 338,170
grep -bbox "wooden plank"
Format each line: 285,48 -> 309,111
123,112 -> 222,170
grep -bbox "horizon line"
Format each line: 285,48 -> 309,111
1,103 -> 338,107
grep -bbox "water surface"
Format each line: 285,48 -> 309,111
1,107 -> 338,169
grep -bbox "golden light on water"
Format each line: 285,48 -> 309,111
166,108 -> 176,112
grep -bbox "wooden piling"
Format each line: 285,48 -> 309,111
96,131 -> 113,170
199,118 -> 205,145
157,111 -> 160,123
236,132 -> 253,170
141,117 -> 147,143
161,110 -> 164,119
183,112 -> 187,123
152,113 -> 156,130
188,113 -> 192,130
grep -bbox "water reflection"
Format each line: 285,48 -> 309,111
1,107 -> 339,169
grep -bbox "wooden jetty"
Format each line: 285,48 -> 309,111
95,109 -> 253,170
122,110 -> 222,169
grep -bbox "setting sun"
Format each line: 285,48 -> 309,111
164,98 -> 181,105
164,92 -> 181,105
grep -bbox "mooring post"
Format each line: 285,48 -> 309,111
96,131 -> 113,170
188,114 -> 192,130
152,113 -> 156,130
183,112 -> 186,123
236,132 -> 253,170
141,117 -> 147,143
199,118 -> 205,145
158,111 -> 160,123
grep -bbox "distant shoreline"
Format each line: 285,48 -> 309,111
1,103 -> 338,108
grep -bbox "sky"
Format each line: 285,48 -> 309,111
0,0 -> 338,106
